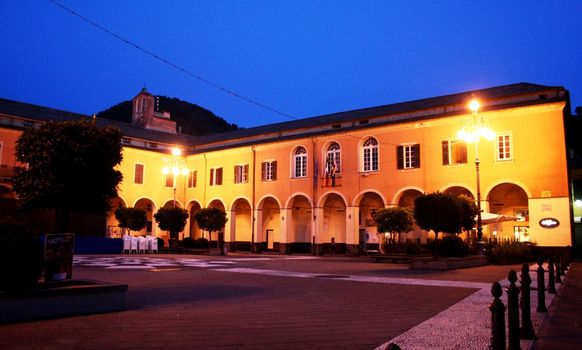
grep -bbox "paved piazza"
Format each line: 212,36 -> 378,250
1,254 -> 549,350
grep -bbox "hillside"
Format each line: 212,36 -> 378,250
97,96 -> 239,136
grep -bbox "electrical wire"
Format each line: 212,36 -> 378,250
48,0 -> 299,121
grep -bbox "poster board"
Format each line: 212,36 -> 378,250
44,233 -> 75,282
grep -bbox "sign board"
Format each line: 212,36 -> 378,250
44,233 -> 75,282
539,218 -> 560,229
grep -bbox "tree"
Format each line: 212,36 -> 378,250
14,119 -> 123,233
374,207 -> 413,250
154,207 -> 189,247
194,208 -> 228,241
114,207 -> 147,235
414,192 -> 478,256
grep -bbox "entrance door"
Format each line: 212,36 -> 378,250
266,229 -> 274,250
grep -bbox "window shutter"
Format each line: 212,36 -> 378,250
272,161 -> 277,180
134,164 -> 144,184
396,146 -> 404,169
234,165 -> 239,183
217,168 -> 223,185
413,144 -> 421,168
244,164 -> 249,183
261,162 -> 266,181
442,141 -> 449,165
192,170 -> 197,187
210,168 -> 215,186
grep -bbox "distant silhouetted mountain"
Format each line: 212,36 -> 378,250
97,96 -> 239,136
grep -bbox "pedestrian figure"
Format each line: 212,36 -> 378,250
330,237 -> 336,255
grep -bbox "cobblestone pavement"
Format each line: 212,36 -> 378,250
0,254 -> 544,350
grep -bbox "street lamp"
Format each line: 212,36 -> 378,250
162,147 -> 189,208
457,98 -> 495,251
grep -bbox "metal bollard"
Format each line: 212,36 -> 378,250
548,255 -> 557,294
489,281 -> 506,350
520,264 -> 536,339
536,258 -> 548,313
507,270 -> 521,350
555,255 -> 562,284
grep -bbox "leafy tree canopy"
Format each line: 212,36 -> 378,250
154,207 -> 189,233
413,192 -> 470,236
194,208 -> 228,233
375,207 -> 413,235
14,119 -> 123,213
115,207 -> 147,234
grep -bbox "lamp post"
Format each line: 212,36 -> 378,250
457,98 -> 495,252
162,148 -> 189,208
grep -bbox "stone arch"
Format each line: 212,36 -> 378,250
163,200 -> 183,208
134,198 -> 156,236
487,182 -> 529,241
443,185 -> 474,199
257,196 -> 281,251
352,190 -> 387,207
320,193 -> 347,253
395,188 -> 424,208
356,191 -> 385,248
187,200 -> 203,239
232,197 -> 253,251
287,194 -> 312,253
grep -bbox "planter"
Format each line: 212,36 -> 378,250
410,255 -> 488,270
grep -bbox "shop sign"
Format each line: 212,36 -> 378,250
539,218 -> 560,229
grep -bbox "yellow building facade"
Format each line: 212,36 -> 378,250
0,83 -> 575,253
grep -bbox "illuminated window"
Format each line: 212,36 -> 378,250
397,144 -> 420,169
293,147 -> 307,178
442,140 -> 467,165
497,134 -> 512,161
362,137 -> 378,172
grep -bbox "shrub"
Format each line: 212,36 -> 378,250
405,241 -> 422,255
181,237 -> 195,248
156,237 -> 165,249
193,237 -> 209,249
490,241 -> 533,265
438,235 -> 468,257
0,219 -> 44,289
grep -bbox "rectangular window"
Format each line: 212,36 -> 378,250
234,164 -> 249,184
261,161 -> 277,181
188,170 -> 197,188
397,144 -> 421,169
165,173 -> 174,187
134,163 -> 144,184
294,155 -> 307,178
210,167 -> 223,186
122,137 -> 132,144
497,134 -> 512,161
149,142 -> 158,149
442,140 -> 467,165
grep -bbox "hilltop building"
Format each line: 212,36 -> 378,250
0,82 -> 577,253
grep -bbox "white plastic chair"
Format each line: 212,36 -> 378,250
138,236 -> 148,254
130,236 -> 138,254
122,235 -> 131,254
149,236 -> 158,253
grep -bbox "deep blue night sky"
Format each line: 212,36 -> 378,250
1,1 -> 581,128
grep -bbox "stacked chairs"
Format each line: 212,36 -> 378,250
137,236 -> 148,254
123,235 -> 158,254
148,236 -> 159,253
122,234 -> 132,254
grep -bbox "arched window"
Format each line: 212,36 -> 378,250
293,146 -> 308,178
362,137 -> 379,172
325,142 -> 341,175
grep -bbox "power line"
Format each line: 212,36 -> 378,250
48,0 -> 298,121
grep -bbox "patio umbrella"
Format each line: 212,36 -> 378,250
478,212 -> 518,225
